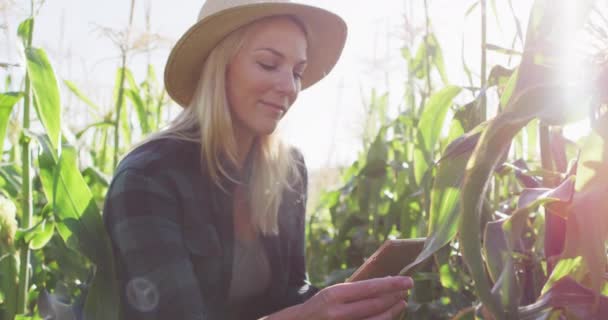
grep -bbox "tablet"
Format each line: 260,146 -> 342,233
346,238 -> 426,282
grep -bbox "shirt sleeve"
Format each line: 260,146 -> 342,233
103,169 -> 211,320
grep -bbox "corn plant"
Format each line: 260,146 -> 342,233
307,0 -> 461,304
0,0 -> 606,319
450,0 -> 608,318
0,3 -> 119,319
309,0 -> 608,319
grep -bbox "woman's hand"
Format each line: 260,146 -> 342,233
301,276 -> 413,320
264,276 -> 414,320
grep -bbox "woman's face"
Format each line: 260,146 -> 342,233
226,17 -> 308,140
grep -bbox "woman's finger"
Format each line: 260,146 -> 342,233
365,299 -> 407,320
329,276 -> 413,303
314,291 -> 405,320
339,291 -> 407,319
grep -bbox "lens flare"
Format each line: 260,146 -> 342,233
126,277 -> 160,312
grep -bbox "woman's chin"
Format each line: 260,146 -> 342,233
252,122 -> 280,136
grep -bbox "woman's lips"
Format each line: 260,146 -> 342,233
260,101 -> 286,114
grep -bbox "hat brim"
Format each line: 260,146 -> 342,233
164,3 -> 348,108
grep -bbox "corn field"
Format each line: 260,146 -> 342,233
1,0 -> 608,319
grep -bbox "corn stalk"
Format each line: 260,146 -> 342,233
16,1 -> 34,314
112,0 -> 136,169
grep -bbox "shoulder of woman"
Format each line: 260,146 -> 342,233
116,138 -> 199,174
288,146 -> 306,171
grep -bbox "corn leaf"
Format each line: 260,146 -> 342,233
414,85 -> 461,184
560,132 -> 608,296
125,88 -> 150,134
401,123 -> 481,275
459,1 -> 595,318
63,80 -> 101,115
26,48 -> 62,153
17,18 -> 32,47
0,253 -> 18,320
0,92 -> 23,153
37,136 -> 119,320
520,277 -> 608,319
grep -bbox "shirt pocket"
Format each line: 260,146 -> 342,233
183,224 -> 224,292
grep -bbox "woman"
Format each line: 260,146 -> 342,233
103,1 -> 413,319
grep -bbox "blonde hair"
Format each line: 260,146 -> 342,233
135,16 -> 305,235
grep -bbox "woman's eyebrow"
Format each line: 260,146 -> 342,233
255,47 -> 308,65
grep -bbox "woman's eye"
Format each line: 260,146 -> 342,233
293,72 -> 303,80
258,62 -> 276,71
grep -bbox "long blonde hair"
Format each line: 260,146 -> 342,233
136,16 -> 305,235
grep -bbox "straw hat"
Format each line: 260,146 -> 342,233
164,0 -> 348,108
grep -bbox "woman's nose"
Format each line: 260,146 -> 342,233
275,69 -> 299,99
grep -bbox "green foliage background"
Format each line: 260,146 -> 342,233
1,0 -> 608,319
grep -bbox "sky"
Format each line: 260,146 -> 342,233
0,0 -> 534,169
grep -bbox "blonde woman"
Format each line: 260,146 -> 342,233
102,1 -> 413,319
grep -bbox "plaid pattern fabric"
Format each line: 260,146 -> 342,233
103,138 -> 318,320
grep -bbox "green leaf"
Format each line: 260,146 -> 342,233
489,0 -> 502,32
411,40 -> 429,80
401,123 -> 479,275
436,244 -> 460,291
575,133 -> 604,191
458,2 -> 596,318
526,119 -> 539,161
29,218 -> 55,250
26,48 -> 62,153
363,127 -> 388,177
14,205 -> 55,250
520,277 -> 608,319
63,80 -> 101,115
491,258 -> 520,317
485,44 -> 522,56
419,86 -> 462,155
551,133 -> 607,297
542,257 -> 585,295
429,34 -> 449,85
0,164 -> 21,198
37,138 -> 119,319
0,92 -> 23,153
499,68 -> 519,109
17,18 -> 33,47
110,67 -> 133,148
145,64 -> 159,93
409,33 -> 449,85
488,65 -> 516,88
483,219 -> 510,283
82,166 -> 110,188
483,173 -> 576,316
454,99 -> 481,133
82,269 -> 120,320
75,120 -> 114,139
560,163 -> 608,295
38,140 -> 100,264
460,38 -> 474,87
43,236 -> 90,281
414,85 -> 462,184
125,88 -> 150,134
0,253 -> 18,320
123,67 -> 139,92
464,1 -> 479,17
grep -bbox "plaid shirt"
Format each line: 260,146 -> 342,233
103,138 -> 318,320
